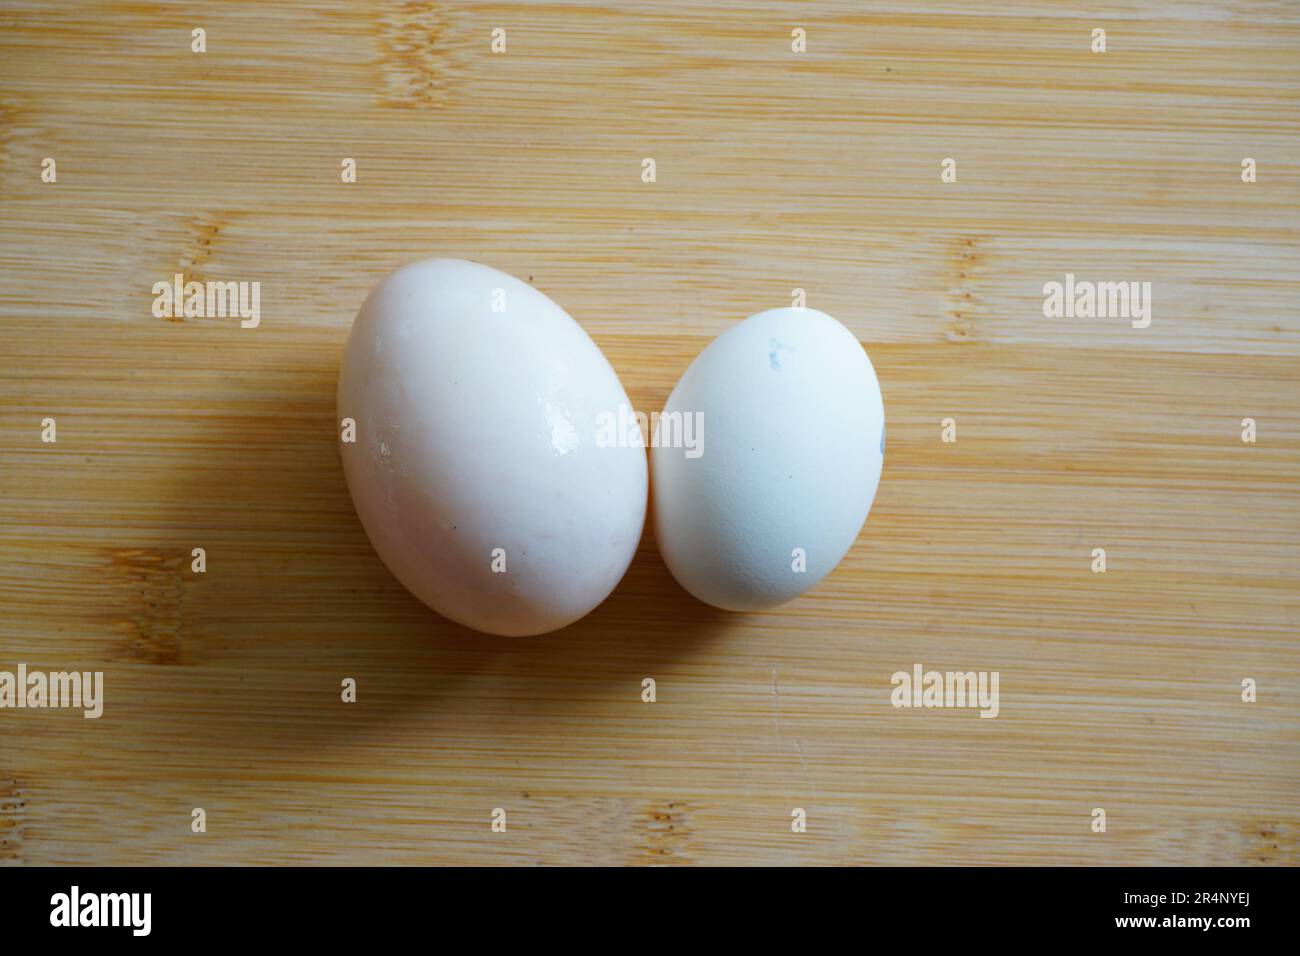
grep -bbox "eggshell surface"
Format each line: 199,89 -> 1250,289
651,308 -> 885,611
338,259 -> 647,636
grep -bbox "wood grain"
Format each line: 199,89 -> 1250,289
0,0 -> 1297,865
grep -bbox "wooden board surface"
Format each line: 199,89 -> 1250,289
1,0 -> 1298,866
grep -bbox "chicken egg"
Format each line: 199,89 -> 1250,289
650,307 -> 884,611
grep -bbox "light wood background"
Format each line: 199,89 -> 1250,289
1,0 -> 1297,866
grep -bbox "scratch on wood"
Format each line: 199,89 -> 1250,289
1247,821 -> 1296,864
639,801 -> 693,864
377,0 -> 458,108
944,236 -> 984,342
0,777 -> 25,864
105,547 -> 186,665
177,213 -> 224,280
0,99 -> 17,176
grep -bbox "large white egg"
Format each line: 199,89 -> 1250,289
338,259 -> 647,636
651,307 -> 884,611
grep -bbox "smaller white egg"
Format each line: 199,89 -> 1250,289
650,307 -> 885,611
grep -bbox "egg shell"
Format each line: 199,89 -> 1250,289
338,259 -> 647,636
650,307 -> 885,611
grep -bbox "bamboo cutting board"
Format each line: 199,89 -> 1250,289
1,1 -> 1297,866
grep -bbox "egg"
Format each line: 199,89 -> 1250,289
338,259 -> 647,636
650,307 -> 884,611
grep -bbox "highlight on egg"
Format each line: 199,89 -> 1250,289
650,307 -> 885,612
337,259 -> 648,637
